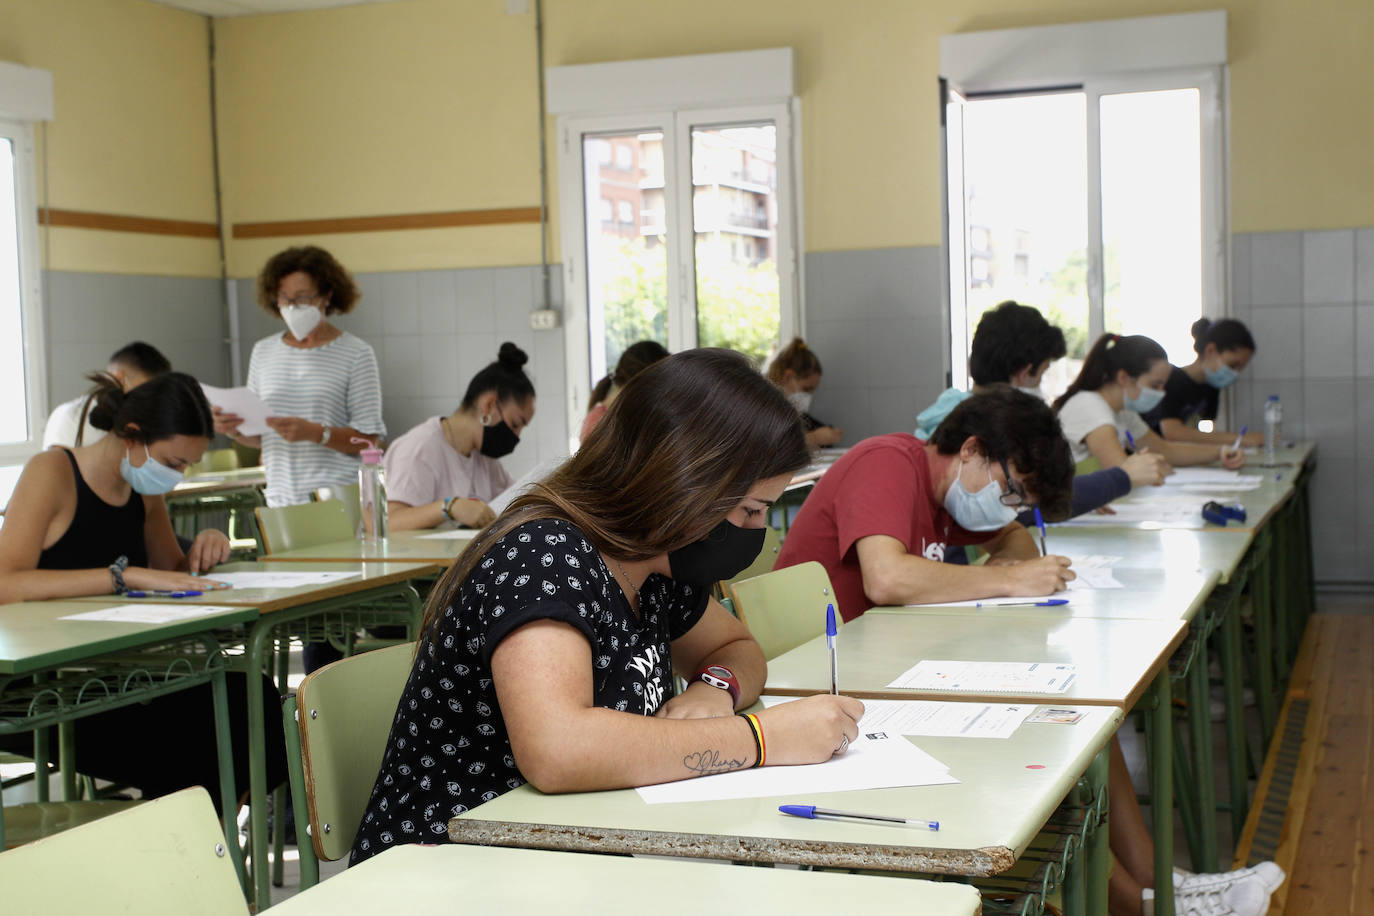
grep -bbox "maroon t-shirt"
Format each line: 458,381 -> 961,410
776,434 -> 991,621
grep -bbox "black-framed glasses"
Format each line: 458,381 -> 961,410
997,457 -> 1030,508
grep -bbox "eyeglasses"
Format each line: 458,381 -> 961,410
277,295 -> 322,308
996,457 -> 1030,508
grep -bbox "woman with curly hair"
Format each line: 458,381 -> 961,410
212,245 -> 386,508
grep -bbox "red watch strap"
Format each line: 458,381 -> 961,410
695,664 -> 740,707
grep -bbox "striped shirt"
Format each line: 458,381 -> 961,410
247,330 -> 386,507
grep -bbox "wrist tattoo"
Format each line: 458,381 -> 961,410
682,748 -> 748,777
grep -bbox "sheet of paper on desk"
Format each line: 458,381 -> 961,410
61,604 -> 239,624
1054,501 -> 1207,528
414,529 -> 480,540
204,571 -> 361,590
857,699 -> 1032,739
637,706 -> 956,804
1157,468 -> 1262,488
200,384 -> 273,437
888,660 -> 1077,694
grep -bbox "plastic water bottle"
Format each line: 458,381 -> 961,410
355,437 -> 387,542
1262,396 -> 1282,465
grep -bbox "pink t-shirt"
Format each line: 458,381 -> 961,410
383,417 -> 513,512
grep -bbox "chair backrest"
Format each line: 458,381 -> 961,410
0,788 -> 248,916
314,483 -> 362,535
187,448 -> 240,477
718,525 -> 781,596
296,641 -> 415,861
727,561 -> 840,661
254,499 -> 355,554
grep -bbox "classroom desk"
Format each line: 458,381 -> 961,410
257,530 -> 477,567
1045,528 -> 1251,585
451,704 -> 1121,915
762,612 -> 1186,916
171,467 -> 269,497
272,843 -> 984,915
167,467 -> 268,553
72,560 -> 438,910
0,600 -> 256,885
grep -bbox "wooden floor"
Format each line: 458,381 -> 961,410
1234,612 -> 1374,915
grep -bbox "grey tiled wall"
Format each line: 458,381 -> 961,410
1231,228 -> 1374,584
802,246 -> 947,443
234,265 -> 568,482
45,271 -> 230,404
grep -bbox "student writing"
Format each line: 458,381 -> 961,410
1140,318 -> 1262,446
766,337 -> 843,448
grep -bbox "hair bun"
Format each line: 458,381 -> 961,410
83,371 -> 127,432
497,341 -> 529,369
1190,317 -> 1212,341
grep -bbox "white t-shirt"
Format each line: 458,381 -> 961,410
42,395 -> 104,449
1057,390 -> 1150,465
247,330 -> 386,507
382,417 -> 513,520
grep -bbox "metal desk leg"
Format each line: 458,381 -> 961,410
1151,670 -> 1175,916
58,720 -> 77,800
272,639 -> 290,888
1061,833 -> 1086,916
33,723 -> 50,803
207,656 -> 249,890
1085,747 -> 1110,914
244,620 -> 274,909
1215,587 -> 1250,849
1185,637 -> 1218,872
1249,531 -> 1277,747
282,694 -> 319,890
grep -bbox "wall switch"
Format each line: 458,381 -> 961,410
505,0 -> 529,15
530,309 -> 561,331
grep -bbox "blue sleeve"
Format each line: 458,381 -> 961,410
1017,467 -> 1132,525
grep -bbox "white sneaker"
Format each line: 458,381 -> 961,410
1170,863 -> 1284,916
1176,862 -> 1285,895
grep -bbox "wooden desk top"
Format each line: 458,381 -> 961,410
273,842 -> 983,913
0,600 -> 256,675
764,612 -> 1187,710
449,703 -> 1121,878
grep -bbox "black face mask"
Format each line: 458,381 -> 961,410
668,519 -> 766,586
479,419 -> 519,459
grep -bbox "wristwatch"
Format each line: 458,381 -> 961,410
318,424 -> 331,445
695,664 -> 741,708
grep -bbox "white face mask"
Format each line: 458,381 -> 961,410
281,304 -> 323,341
786,390 -> 813,414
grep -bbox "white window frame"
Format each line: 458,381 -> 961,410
939,12 -> 1229,395
549,49 -> 802,448
0,116 -> 48,463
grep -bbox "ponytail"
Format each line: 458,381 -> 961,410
85,371 -> 213,442
1052,333 -> 1167,412
1191,317 -> 1256,356
766,337 -> 822,385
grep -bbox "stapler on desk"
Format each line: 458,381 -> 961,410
1201,501 -> 1246,526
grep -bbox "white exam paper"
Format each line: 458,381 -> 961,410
636,699 -> 957,804
859,699 -> 1032,739
201,384 -> 273,437
414,529 -> 480,540
204,571 -> 361,590
60,604 -> 239,624
888,660 -> 1077,694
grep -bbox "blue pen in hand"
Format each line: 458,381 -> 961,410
780,804 -> 939,831
124,589 -> 203,599
826,603 -> 839,695
1124,430 -> 1137,452
1033,507 -> 1048,557
1230,425 -> 1247,452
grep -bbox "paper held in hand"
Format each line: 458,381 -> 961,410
201,384 -> 273,437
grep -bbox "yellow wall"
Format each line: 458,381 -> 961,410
7,0 -> 1372,277
213,0 -> 543,276
0,0 -> 220,276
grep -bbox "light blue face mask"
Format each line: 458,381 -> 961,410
1124,383 -> 1166,414
1205,363 -> 1238,389
120,444 -> 185,496
943,459 -> 1019,532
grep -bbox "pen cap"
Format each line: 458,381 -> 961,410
825,603 -> 837,637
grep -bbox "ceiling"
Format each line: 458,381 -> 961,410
147,0 -> 408,17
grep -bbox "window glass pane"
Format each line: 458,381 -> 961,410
690,123 -> 780,366
0,138 -> 29,443
1100,89 -> 1202,365
582,131 -> 668,381
959,93 -> 1088,400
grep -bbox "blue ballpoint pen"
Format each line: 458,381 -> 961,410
1124,430 -> 1137,452
124,589 -> 203,598
826,603 -> 838,695
780,804 -> 939,831
1230,425 -> 1247,452
1033,506 -> 1048,556
976,598 -> 1069,608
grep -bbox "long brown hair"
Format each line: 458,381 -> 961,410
1052,333 -> 1167,412
418,348 -> 810,639
588,340 -> 670,410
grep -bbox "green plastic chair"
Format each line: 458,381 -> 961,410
314,484 -> 361,535
727,561 -> 841,661
0,787 -> 247,914
291,641 -> 415,863
254,499 -> 354,554
186,448 -> 241,477
718,525 -> 781,597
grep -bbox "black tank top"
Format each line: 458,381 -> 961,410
38,449 -> 147,570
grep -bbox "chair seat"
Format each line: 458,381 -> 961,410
3,800 -> 142,849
